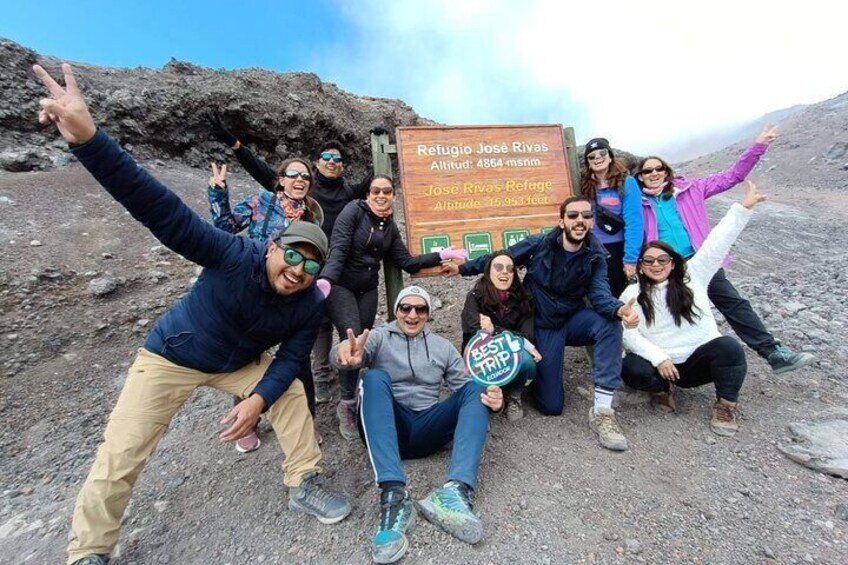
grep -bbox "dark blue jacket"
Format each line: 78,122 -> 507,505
459,229 -> 623,329
72,130 -> 324,407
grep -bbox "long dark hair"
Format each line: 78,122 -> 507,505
473,250 -> 533,319
580,158 -> 629,200
636,240 -> 701,327
634,156 -> 676,200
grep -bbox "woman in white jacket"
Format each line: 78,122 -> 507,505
619,181 -> 765,437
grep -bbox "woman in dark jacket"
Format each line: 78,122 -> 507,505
461,250 -> 540,422
319,175 -> 467,440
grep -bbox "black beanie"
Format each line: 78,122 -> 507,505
584,138 -> 613,164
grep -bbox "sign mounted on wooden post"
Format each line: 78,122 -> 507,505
396,125 -> 574,274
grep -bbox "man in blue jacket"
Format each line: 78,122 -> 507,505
444,196 -> 640,452
32,64 -> 351,565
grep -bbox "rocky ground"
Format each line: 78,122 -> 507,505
1,149 -> 848,565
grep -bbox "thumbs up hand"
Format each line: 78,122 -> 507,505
618,297 -> 640,329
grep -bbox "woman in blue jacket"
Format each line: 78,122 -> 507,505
580,137 -> 643,296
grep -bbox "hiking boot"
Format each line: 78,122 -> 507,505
288,471 -> 352,524
767,345 -> 815,375
651,391 -> 676,413
235,429 -> 261,453
372,487 -> 416,564
588,407 -> 629,451
315,380 -> 333,404
416,481 -> 483,544
71,556 -> 109,565
505,390 -> 524,422
710,399 -> 739,437
337,398 -> 359,441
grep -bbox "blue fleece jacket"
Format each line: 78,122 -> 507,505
71,129 -> 324,407
591,175 -> 644,264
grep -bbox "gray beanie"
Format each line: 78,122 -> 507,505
393,285 -> 432,311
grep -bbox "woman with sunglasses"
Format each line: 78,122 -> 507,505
319,175 -> 468,440
621,182 -> 766,436
580,138 -> 644,296
207,157 -> 324,453
634,124 -> 814,376
460,251 -> 539,421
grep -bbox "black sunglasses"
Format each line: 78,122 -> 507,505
283,170 -> 312,181
397,303 -> 429,315
640,254 -> 672,266
369,186 -> 394,195
565,210 -> 594,220
320,152 -> 343,163
282,246 -> 323,276
640,166 -> 666,176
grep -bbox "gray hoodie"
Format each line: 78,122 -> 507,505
331,321 -> 469,411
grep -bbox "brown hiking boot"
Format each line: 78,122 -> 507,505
588,407 -> 629,451
651,391 -> 676,413
710,399 -> 739,437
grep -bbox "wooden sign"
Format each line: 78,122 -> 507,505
396,125 -> 574,275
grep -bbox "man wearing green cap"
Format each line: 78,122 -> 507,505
30,63 -> 351,565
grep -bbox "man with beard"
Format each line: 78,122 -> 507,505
443,196 -> 639,451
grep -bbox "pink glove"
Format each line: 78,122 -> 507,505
439,246 -> 468,262
316,278 -> 332,298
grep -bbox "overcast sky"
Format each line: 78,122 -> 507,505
4,0 -> 846,154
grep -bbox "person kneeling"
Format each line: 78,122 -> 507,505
620,181 -> 766,437
332,286 -> 502,563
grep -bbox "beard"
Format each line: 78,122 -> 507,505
564,223 -> 588,244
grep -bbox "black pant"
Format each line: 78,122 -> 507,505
327,285 -> 379,400
621,336 -> 746,402
707,268 -> 778,358
603,241 -> 628,298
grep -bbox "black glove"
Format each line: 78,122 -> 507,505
369,126 -> 389,136
205,111 -> 239,147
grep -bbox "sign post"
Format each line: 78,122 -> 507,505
370,130 -> 404,320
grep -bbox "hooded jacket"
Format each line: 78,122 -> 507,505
207,184 -> 323,241
330,321 -> 468,411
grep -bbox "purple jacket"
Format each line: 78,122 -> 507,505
640,142 -> 767,266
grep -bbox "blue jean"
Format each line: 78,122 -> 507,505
533,308 -> 623,415
504,350 -> 536,393
358,369 -> 490,490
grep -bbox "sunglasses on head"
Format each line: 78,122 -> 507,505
283,170 -> 312,181
369,186 -> 394,195
320,152 -> 343,163
492,263 -> 514,274
586,149 -> 609,161
640,165 -> 666,176
397,303 -> 429,315
281,246 -> 323,276
565,210 -> 594,220
640,254 -> 672,266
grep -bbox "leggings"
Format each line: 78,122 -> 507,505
327,285 -> 379,401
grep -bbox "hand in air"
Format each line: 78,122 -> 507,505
219,394 -> 265,442
741,180 -> 766,209
439,246 -> 468,264
480,385 -> 503,411
336,328 -> 370,366
755,123 -> 778,145
657,360 -> 679,381
209,162 -> 228,189
33,64 -> 97,145
205,110 -> 239,147
618,297 -> 640,328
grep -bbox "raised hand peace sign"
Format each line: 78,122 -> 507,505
756,124 -> 778,146
336,328 -> 371,367
741,180 -> 766,209
32,64 -> 97,145
209,162 -> 228,189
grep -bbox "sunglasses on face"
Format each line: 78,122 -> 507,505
397,303 -> 429,315
320,152 -> 343,163
587,149 -> 609,161
640,166 -> 666,176
565,210 -> 594,220
283,170 -> 312,181
492,263 -> 514,274
640,254 -> 672,266
369,186 -> 394,195
282,246 -> 323,276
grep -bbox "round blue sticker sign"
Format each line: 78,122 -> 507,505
464,330 -> 523,387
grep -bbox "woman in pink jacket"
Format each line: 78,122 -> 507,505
634,125 -> 814,374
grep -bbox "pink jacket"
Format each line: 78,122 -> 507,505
640,142 -> 768,266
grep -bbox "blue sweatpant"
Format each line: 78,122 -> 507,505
359,369 -> 490,490
533,308 -> 623,415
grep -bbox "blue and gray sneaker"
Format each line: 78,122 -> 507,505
372,486 -> 415,564
767,345 -> 815,374
71,556 -> 109,565
416,481 -> 483,544
288,472 -> 351,524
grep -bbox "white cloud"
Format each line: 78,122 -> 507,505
323,0 -> 848,153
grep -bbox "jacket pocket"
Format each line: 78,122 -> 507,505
160,331 -> 193,355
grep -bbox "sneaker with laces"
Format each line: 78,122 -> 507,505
235,429 -> 261,453
315,380 -> 333,404
651,391 -> 676,413
71,556 -> 109,565
288,472 -> 352,524
505,390 -> 524,422
337,398 -> 359,441
710,399 -> 739,437
767,345 -> 815,374
416,481 -> 483,544
372,487 -> 416,564
588,407 -> 629,451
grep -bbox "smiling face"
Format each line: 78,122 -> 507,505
279,161 -> 311,201
264,242 -> 318,295
488,255 -> 515,291
559,200 -> 594,245
366,177 -> 395,215
585,148 -> 611,176
638,158 -> 669,191
396,295 -> 429,337
315,148 -> 344,179
640,246 -> 675,283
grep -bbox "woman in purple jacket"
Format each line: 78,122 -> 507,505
634,125 -> 814,374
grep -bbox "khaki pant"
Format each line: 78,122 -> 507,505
67,348 -> 321,563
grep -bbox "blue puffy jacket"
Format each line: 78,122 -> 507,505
71,130 -> 324,407
459,229 -> 623,329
